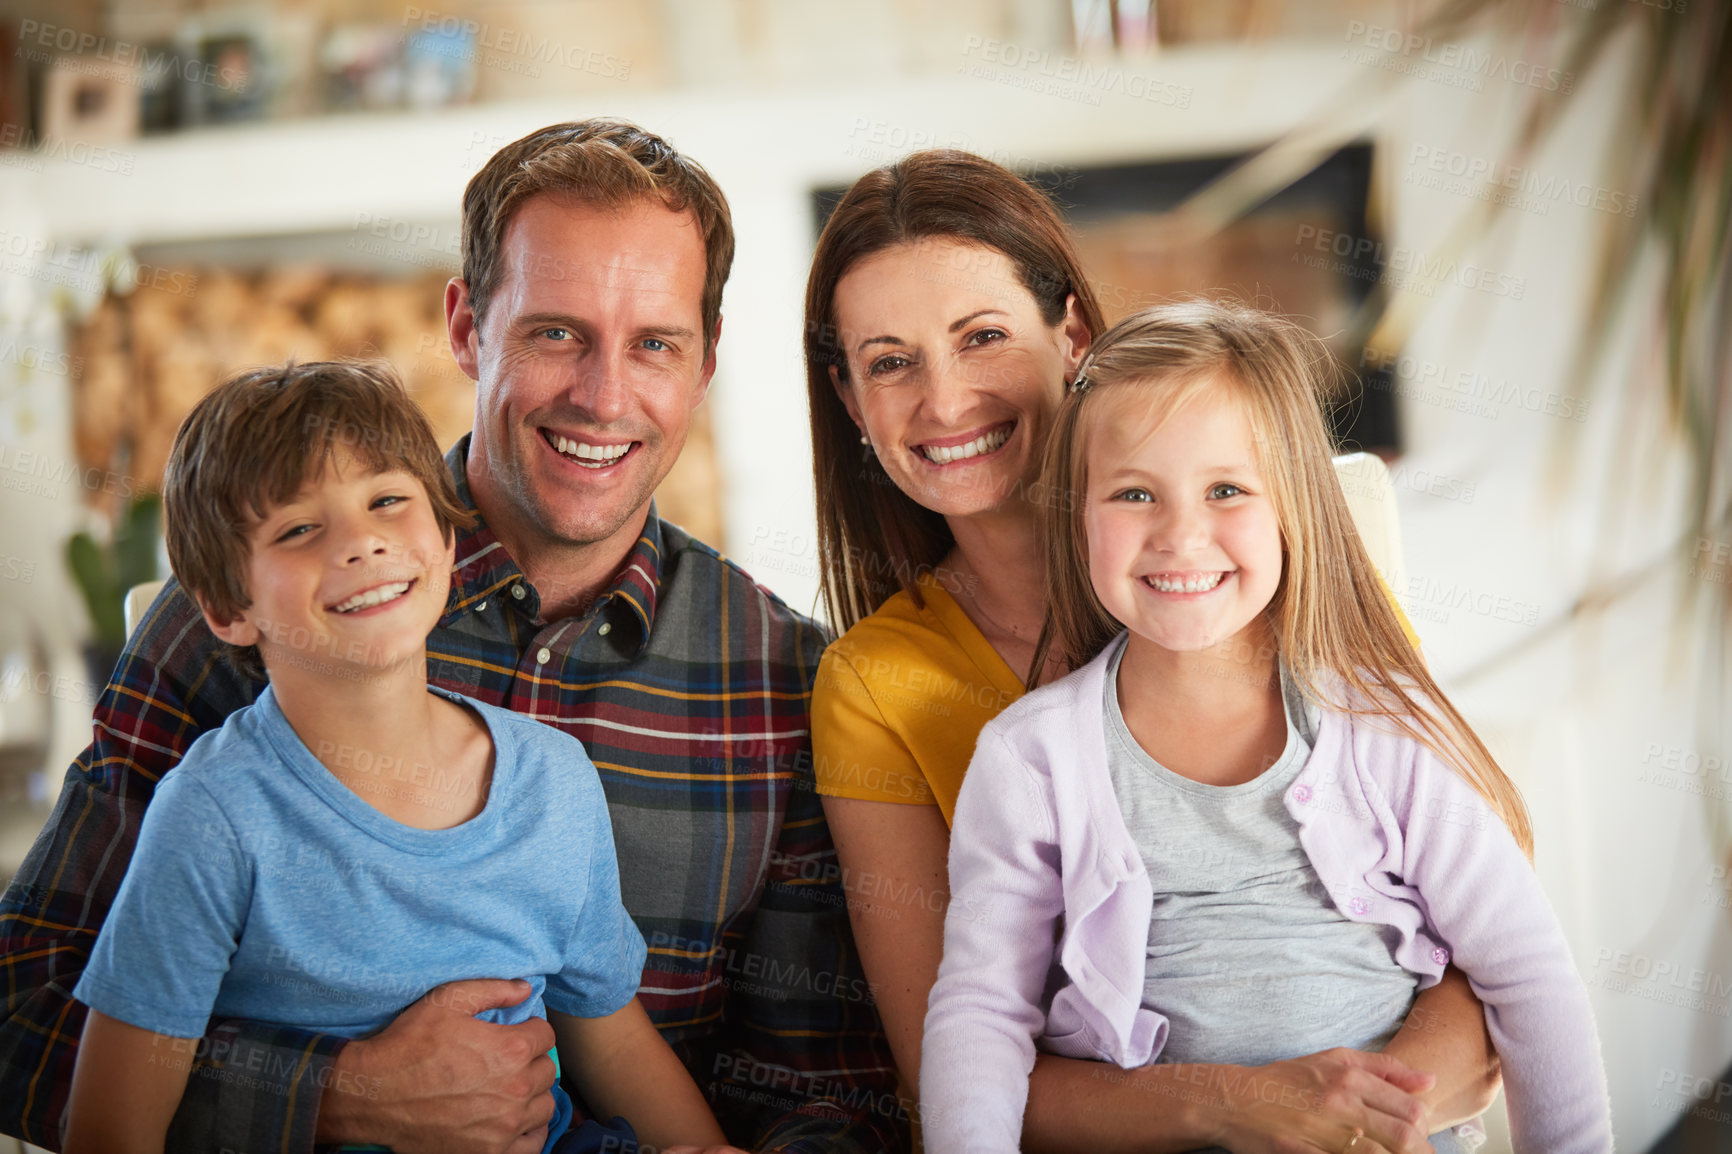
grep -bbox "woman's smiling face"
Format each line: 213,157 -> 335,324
830,237 -> 1088,519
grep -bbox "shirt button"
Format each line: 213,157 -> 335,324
1349,897 -> 1371,916
597,622 -> 612,636
511,585 -> 527,600
536,647 -> 552,665
476,600 -> 487,612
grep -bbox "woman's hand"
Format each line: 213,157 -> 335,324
1207,1048 -> 1435,1154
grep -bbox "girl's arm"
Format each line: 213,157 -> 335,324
1389,741 -> 1611,1151
820,794 -> 950,1094
64,1010 -> 195,1154
549,1000 -> 729,1150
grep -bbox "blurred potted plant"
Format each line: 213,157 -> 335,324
65,494 -> 161,685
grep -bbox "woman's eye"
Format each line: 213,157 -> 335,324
1209,483 -> 1245,499
966,328 -> 1008,348
868,354 -> 911,376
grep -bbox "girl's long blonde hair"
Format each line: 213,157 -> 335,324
1031,299 -> 1534,858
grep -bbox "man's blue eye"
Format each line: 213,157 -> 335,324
543,328 -> 570,341
643,338 -> 669,352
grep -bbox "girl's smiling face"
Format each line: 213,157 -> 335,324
830,238 -> 1088,518
1084,380 -> 1285,654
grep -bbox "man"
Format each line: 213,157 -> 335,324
0,119 -> 903,1154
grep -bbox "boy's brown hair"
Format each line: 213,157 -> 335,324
460,118 -> 735,353
162,360 -> 472,680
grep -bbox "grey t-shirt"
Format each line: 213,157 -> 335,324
1103,637 -> 1418,1062
1100,639 -> 1479,1152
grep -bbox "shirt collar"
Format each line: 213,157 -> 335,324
440,434 -> 665,653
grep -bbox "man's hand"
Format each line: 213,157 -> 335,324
315,978 -> 558,1154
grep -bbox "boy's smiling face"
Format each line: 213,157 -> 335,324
202,449 -> 456,684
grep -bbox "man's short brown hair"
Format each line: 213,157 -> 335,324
460,118 -> 734,352
163,360 -> 472,679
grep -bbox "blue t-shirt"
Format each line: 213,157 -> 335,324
75,681 -> 647,1053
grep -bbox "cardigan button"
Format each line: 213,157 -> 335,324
1432,946 -> 1450,966
1349,897 -> 1370,916
1294,784 -> 1313,804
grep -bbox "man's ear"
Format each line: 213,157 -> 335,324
445,277 -> 481,382
829,364 -> 867,437
199,596 -> 261,649
694,314 -> 721,409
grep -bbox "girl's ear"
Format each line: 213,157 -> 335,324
1060,293 -> 1092,376
829,364 -> 868,441
199,596 -> 261,648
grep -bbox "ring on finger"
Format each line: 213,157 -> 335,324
1342,1127 -> 1365,1153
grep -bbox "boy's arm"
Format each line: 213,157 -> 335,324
549,1003 -> 729,1149
64,1011 -> 194,1154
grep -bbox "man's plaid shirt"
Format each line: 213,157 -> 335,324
0,437 -> 903,1153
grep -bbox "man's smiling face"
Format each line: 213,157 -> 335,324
451,192 -> 715,554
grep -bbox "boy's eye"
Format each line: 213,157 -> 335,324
371,494 -> 407,509
1209,483 -> 1245,499
275,523 -> 313,543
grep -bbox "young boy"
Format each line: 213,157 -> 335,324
63,361 -> 727,1154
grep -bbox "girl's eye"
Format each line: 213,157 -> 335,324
1209,483 -> 1245,499
1113,488 -> 1152,503
868,354 -> 911,376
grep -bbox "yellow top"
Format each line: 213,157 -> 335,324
811,572 -> 1421,828
811,573 -> 1024,826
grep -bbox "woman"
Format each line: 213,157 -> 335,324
804,150 -> 1501,1153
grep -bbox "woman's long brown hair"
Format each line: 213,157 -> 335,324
1031,300 -> 1534,858
804,150 -> 1105,632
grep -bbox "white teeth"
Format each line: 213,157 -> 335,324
334,581 -> 411,613
551,432 -> 630,468
921,426 -> 1011,465
1147,572 -> 1226,594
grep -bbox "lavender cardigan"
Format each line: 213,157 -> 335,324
921,640 -> 1611,1153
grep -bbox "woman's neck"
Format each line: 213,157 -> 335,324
942,502 -> 1060,682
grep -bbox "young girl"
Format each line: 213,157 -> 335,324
920,301 -> 1611,1153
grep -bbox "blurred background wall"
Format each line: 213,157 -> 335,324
0,2 -> 1725,1150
